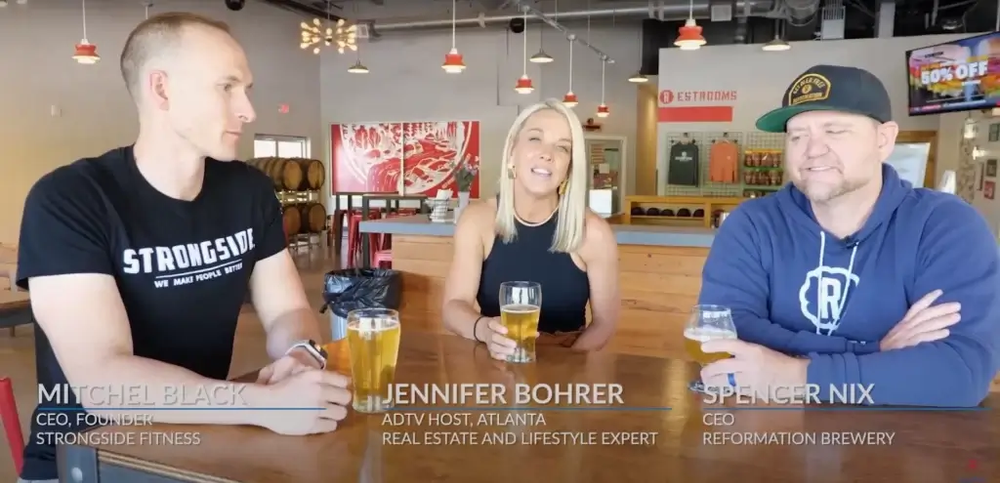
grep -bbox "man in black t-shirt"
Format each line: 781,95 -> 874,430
15,13 -> 351,482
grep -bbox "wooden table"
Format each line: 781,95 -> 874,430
58,331 -> 998,482
0,288 -> 31,336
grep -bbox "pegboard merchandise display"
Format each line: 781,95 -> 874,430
662,131 -> 787,198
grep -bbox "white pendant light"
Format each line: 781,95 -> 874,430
529,7 -> 553,64
762,19 -> 791,51
762,38 -> 791,51
628,72 -> 649,83
530,50 -> 554,64
628,26 -> 648,82
347,2 -> 369,73
348,60 -> 369,73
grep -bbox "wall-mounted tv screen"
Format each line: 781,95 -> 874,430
906,32 -> 1000,116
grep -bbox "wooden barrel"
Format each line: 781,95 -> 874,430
268,158 -> 287,190
281,158 -> 304,192
298,158 -> 325,191
282,204 -> 301,237
296,203 -> 328,234
258,157 -> 277,186
248,158 -> 324,192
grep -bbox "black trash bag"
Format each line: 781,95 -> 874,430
320,268 -> 402,318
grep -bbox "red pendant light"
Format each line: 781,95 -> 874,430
73,0 -> 99,64
443,48 -> 465,73
73,41 -> 100,64
563,35 -> 578,107
514,9 -> 533,94
442,0 -> 465,73
515,75 -> 534,94
595,58 -> 609,118
674,18 -> 706,50
562,92 -> 578,107
674,0 -> 706,51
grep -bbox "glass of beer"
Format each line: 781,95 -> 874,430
499,281 -> 542,363
683,305 -> 737,392
346,308 -> 402,413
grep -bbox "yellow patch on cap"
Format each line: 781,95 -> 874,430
787,73 -> 831,106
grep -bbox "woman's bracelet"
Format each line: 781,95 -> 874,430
472,316 -> 486,343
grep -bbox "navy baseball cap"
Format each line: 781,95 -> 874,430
755,64 -> 893,133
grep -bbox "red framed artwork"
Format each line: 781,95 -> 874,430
330,121 -> 481,198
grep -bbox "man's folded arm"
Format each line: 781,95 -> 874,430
806,200 -> 1000,407
699,208 -> 874,355
18,170 -> 272,425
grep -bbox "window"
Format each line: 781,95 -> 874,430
253,135 -> 310,158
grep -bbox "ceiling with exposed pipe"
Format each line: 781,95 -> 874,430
371,1 -> 778,33
261,0 -> 784,29
259,0 -> 995,44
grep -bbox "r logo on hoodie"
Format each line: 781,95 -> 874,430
798,232 -> 861,336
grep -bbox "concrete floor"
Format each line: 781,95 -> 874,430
0,245 -> 345,481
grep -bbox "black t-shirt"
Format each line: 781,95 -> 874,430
15,146 -> 286,480
667,142 -> 700,187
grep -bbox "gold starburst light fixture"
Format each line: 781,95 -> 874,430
300,18 -> 358,55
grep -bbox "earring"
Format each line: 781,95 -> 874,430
508,167 -> 516,179
558,180 -> 568,196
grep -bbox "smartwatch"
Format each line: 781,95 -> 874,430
285,339 -> 328,369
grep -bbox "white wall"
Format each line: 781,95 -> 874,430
966,115 -> 1000,235
0,0 -> 321,243
938,110 -> 1000,237
320,23 -> 643,202
936,111 -> 969,189
655,35 -> 975,194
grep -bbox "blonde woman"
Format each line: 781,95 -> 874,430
442,100 -> 620,359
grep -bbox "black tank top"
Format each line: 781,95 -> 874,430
476,208 -> 590,333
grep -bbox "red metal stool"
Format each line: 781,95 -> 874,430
372,250 -> 393,268
0,377 -> 24,475
374,211 -> 406,253
369,211 -> 406,267
346,211 -> 382,268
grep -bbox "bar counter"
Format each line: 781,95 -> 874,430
360,215 -> 714,358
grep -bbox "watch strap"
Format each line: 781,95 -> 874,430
286,339 -> 327,369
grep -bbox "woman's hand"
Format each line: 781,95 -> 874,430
484,318 -> 520,361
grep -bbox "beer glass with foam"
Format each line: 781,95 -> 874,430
499,281 -> 542,363
684,305 -> 737,392
346,308 -> 402,413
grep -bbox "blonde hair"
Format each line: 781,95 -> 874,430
495,99 -> 589,253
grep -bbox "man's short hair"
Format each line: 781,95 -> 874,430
120,12 -> 231,98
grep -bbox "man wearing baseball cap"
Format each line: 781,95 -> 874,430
697,64 -> 999,406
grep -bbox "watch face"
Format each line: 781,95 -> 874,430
311,340 -> 328,358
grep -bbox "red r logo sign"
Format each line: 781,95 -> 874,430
659,90 -> 675,105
